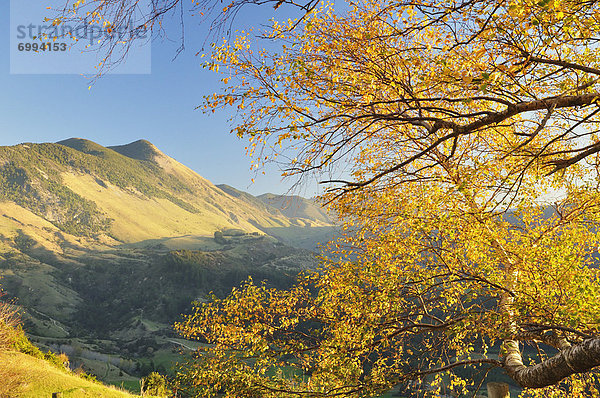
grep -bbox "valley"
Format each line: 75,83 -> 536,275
0,138 -> 337,393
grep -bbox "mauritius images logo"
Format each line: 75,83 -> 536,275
10,0 -> 151,74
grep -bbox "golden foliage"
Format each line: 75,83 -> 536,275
175,0 -> 600,395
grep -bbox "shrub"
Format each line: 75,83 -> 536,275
222,228 -> 245,236
141,371 -> 169,397
0,298 -> 25,395
0,300 -> 19,350
213,230 -> 228,244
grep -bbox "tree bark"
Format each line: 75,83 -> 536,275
503,338 -> 600,388
487,382 -> 510,398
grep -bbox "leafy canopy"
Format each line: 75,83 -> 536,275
175,0 -> 600,396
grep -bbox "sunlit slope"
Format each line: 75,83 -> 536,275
0,350 -> 138,398
258,192 -> 334,225
0,138 -> 327,245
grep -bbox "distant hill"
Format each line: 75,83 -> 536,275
0,138 -> 333,250
216,184 -> 284,218
258,193 -> 334,225
215,186 -> 338,250
107,139 -> 161,161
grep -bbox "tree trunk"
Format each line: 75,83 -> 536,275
503,338 -> 600,388
487,382 -> 510,398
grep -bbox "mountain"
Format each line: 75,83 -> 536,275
258,193 -> 334,225
0,138 -> 332,250
107,139 -> 162,161
216,184 -> 286,219
212,185 -> 338,250
0,138 -> 335,392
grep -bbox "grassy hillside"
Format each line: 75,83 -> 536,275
0,350 -> 138,398
0,139 -> 334,248
258,193 -> 334,225
0,298 -> 139,398
0,231 -> 317,392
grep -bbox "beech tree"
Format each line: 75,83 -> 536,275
176,0 -> 600,396
54,0 -> 600,396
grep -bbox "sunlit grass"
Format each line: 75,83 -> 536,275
0,350 -> 139,398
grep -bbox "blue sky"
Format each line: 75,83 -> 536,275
1,1 -> 319,197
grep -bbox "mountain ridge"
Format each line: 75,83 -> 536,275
0,138 -> 334,251
107,139 -> 163,162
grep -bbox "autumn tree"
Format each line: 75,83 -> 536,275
175,0 -> 600,396
53,0 -> 600,396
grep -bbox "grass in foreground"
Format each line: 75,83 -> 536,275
0,350 -> 139,398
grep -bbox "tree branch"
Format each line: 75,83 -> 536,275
333,93 -> 600,192
503,338 -> 600,388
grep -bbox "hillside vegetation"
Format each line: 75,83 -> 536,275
0,138 -> 334,393
0,350 -> 138,398
0,298 -> 139,397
